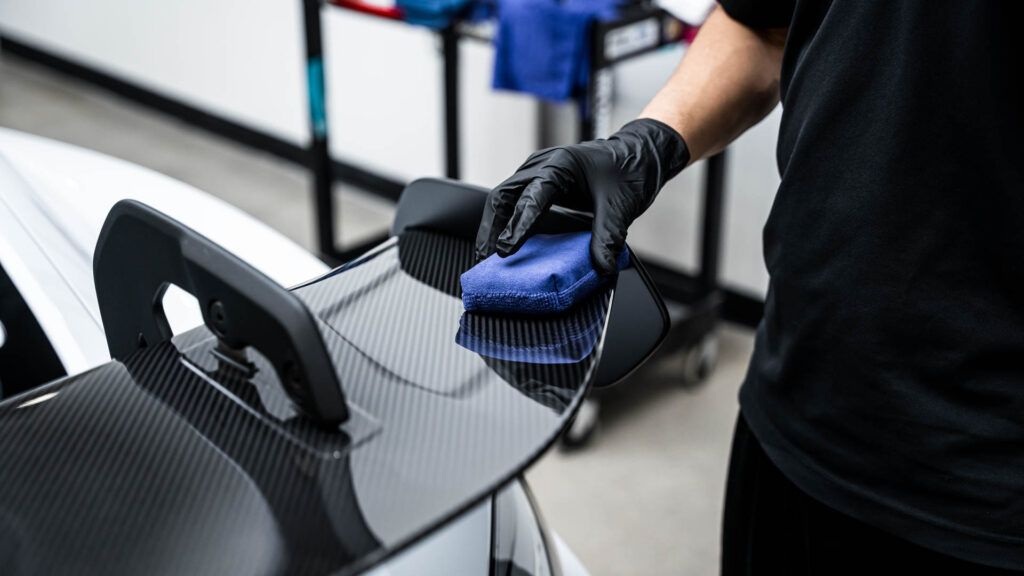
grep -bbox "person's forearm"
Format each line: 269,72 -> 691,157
640,6 -> 786,163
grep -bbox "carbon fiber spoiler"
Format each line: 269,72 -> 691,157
0,179 -> 667,575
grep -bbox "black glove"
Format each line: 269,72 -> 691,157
475,118 -> 690,274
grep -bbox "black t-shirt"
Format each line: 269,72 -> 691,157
718,0 -> 1024,568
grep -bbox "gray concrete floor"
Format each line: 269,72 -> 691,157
0,54 -> 755,575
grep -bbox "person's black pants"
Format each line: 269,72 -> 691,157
721,413 -> 1020,575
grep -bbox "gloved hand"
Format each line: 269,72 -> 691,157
475,118 -> 690,274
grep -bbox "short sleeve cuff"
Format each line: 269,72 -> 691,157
718,0 -> 795,29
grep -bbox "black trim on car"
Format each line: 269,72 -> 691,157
0,264 -> 66,398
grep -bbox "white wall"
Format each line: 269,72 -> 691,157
323,11 -> 444,180
0,0 -> 538,185
0,0 -> 309,143
0,3 -> 778,296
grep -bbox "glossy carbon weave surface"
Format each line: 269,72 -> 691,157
0,227 -> 612,575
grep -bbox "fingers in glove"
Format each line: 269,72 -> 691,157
475,177 -> 528,259
495,150 -> 578,256
474,149 -> 559,259
495,176 -> 565,257
589,196 -> 630,275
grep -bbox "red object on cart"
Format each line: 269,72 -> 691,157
329,0 -> 405,20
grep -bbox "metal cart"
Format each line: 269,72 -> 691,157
299,0 -> 725,447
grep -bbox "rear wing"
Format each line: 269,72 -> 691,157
0,179 -> 667,575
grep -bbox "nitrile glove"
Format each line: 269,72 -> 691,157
474,118 -> 690,274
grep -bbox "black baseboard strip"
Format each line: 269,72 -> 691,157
0,35 -> 406,200
332,160 -> 404,201
0,36 -> 307,164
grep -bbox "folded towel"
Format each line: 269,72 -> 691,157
460,232 -> 629,315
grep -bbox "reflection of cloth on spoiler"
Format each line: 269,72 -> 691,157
461,232 -> 629,315
492,0 -> 623,101
456,294 -> 608,412
456,307 -> 603,364
481,357 -> 578,412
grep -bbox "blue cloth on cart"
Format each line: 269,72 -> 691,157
492,0 -> 623,101
398,0 -> 474,28
456,305 -> 604,364
460,232 -> 629,314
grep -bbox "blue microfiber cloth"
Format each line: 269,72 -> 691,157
492,0 -> 623,101
460,232 -> 629,314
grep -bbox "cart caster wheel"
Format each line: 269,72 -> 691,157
682,334 -> 719,385
561,398 -> 600,450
